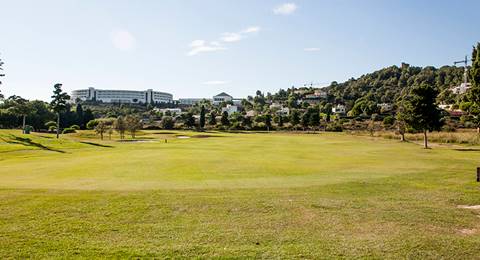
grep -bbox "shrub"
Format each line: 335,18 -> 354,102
161,116 -> 175,130
86,119 -> 99,130
62,127 -> 76,134
45,121 -> 57,128
48,125 -> 57,132
326,123 -> 343,132
383,116 -> 395,126
70,124 -> 81,130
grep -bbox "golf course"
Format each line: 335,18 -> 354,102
1,129 -> 480,258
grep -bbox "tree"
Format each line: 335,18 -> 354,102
301,112 -> 309,130
114,116 -> 127,139
7,96 -> 33,133
208,112 -> 217,126
76,103 -> 84,129
265,114 -> 272,131
183,112 -> 195,129
397,83 -> 443,148
125,115 -> 142,138
309,111 -> 321,131
290,109 -> 300,130
0,55 -> 4,99
161,116 -> 174,130
221,111 -> 230,127
50,83 -> 70,138
199,105 -> 206,130
95,120 -> 109,140
469,42 -> 480,133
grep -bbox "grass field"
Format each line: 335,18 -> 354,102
1,129 -> 480,258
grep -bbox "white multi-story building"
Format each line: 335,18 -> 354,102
213,92 -> 233,105
71,87 -> 173,104
332,104 -> 346,114
178,98 -> 207,106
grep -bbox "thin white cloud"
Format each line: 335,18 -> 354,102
242,26 -> 261,33
188,26 -> 260,56
203,80 -> 230,85
187,40 -> 227,56
304,47 -> 320,52
221,32 -> 243,43
110,29 -> 136,51
273,3 -> 298,15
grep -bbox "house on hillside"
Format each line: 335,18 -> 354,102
221,104 -> 238,115
213,92 -> 233,105
332,104 -> 346,115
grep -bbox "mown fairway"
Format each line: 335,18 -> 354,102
0,129 -> 480,258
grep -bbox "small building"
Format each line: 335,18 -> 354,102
332,104 -> 346,114
221,104 -> 238,115
451,83 -> 471,94
213,92 -> 233,105
377,103 -> 393,112
155,108 -> 182,115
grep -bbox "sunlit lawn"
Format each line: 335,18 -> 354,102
0,129 -> 479,258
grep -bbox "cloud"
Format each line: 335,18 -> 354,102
221,32 -> 243,43
202,80 -> 230,85
188,26 -> 260,56
242,26 -> 261,33
110,29 -> 136,51
304,47 -> 320,52
273,3 -> 298,15
187,40 -> 227,56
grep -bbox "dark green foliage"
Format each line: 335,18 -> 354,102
290,109 -> 300,127
182,113 -> 195,128
383,116 -> 395,126
468,42 -> 480,131
161,116 -> 174,130
86,119 -> 99,130
397,83 -> 444,148
221,111 -> 229,126
61,127 -> 76,134
199,105 -> 206,129
208,112 -> 216,126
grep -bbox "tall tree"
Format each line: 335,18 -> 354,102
75,103 -> 84,129
50,83 -> 70,138
208,111 -> 217,126
114,116 -> 127,139
397,83 -> 443,148
199,105 -> 206,130
0,55 -> 4,99
290,109 -> 300,130
469,42 -> 480,133
221,111 -> 230,127
125,115 -> 142,139
7,96 -> 33,133
265,114 -> 272,131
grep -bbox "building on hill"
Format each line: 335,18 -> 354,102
178,98 -> 206,106
451,83 -> 471,94
71,87 -> 173,104
332,104 -> 346,115
221,104 -> 238,115
213,92 -> 233,105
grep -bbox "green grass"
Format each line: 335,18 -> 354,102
1,129 -> 480,258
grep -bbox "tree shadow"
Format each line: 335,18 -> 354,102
1,135 -> 66,153
453,148 -> 480,152
79,141 -> 113,148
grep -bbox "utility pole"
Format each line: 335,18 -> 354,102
454,55 -> 472,86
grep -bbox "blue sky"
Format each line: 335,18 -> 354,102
1,0 -> 478,101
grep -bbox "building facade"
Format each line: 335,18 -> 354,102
71,87 -> 173,104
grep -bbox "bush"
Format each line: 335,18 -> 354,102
86,120 -> 99,130
45,121 -> 57,128
62,128 -> 76,134
383,116 -> 395,126
48,125 -> 57,132
326,123 -> 343,132
161,116 -> 174,130
70,124 -> 81,130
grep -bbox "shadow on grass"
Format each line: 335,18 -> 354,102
79,141 -> 114,148
453,148 -> 480,152
0,135 -> 66,153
